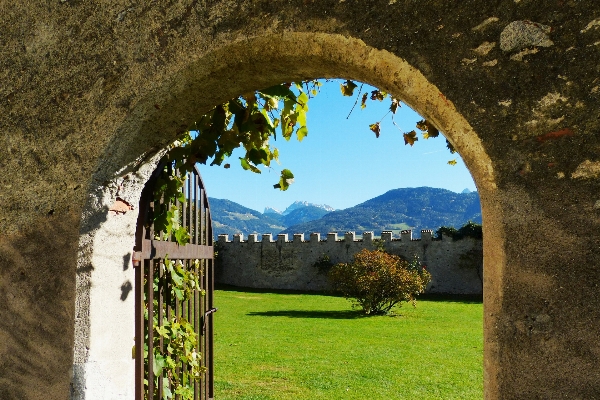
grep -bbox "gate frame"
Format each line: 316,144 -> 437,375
133,161 -> 215,400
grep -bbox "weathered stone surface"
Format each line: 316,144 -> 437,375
500,20 -> 554,52
1,1 -> 600,399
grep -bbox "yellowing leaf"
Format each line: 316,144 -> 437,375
361,93 -> 368,109
403,130 -> 418,146
369,122 -> 381,138
370,90 -> 385,101
390,98 -> 400,114
297,92 -> 309,112
296,109 -> 307,127
296,126 -> 308,142
340,80 -> 358,96
268,98 -> 278,110
448,159 -> 458,166
416,119 -> 440,139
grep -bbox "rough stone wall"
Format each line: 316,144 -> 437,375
1,1 -> 600,399
215,231 -> 483,295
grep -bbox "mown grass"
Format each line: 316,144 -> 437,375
213,287 -> 483,400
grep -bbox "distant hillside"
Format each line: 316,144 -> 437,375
280,187 -> 481,237
209,198 -> 285,238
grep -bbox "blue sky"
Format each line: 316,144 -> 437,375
198,80 -> 477,213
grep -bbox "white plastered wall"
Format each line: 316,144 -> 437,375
72,153 -> 162,399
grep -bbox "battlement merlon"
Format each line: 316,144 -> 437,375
310,232 -> 320,243
421,229 -> 433,242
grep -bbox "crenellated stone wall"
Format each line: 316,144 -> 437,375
215,230 -> 483,294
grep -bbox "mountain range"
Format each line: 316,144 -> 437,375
209,187 -> 481,239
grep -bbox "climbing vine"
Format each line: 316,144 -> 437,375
145,256 -> 206,399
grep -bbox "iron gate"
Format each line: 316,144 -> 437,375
133,161 -> 215,400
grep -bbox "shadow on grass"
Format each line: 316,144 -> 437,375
247,310 -> 367,319
419,293 -> 483,304
216,284 -> 483,305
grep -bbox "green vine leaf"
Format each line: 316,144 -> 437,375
296,126 -> 308,142
274,169 -> 294,190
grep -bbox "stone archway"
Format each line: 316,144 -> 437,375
75,32 -> 501,399
2,3 -> 600,399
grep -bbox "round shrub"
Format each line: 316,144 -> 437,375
329,249 -> 431,315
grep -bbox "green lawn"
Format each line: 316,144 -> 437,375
213,287 -> 483,400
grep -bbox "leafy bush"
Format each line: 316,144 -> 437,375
329,249 -> 431,315
436,221 -> 482,240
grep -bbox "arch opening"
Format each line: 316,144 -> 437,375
75,32 -> 502,399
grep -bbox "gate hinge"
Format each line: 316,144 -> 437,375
132,251 -> 142,268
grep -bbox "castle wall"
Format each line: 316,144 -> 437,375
215,230 -> 483,295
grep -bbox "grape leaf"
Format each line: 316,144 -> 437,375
370,90 -> 385,101
240,158 -> 261,173
296,126 -> 308,142
361,93 -> 368,109
174,226 -> 190,245
404,130 -> 418,146
390,98 -> 400,114
416,119 -> 440,139
340,80 -> 358,96
259,84 -> 296,100
274,169 -> 295,190
369,122 -> 381,138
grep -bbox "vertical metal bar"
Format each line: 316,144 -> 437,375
147,259 -> 155,399
174,262 -> 181,400
194,174 -> 199,245
206,207 -> 213,247
182,173 -> 187,240
135,258 -> 144,400
164,259 -> 172,400
157,260 -> 164,400
187,172 -> 193,243
194,259 -> 200,400
199,188 -> 205,245
199,260 -> 208,400
163,258 -> 170,399
207,257 -> 214,399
